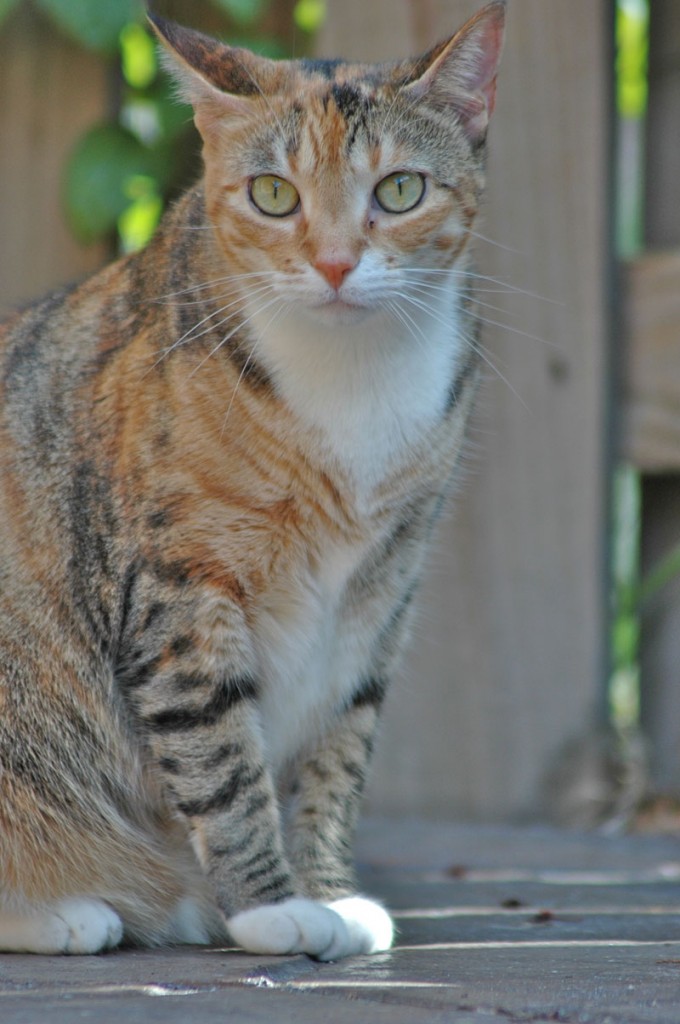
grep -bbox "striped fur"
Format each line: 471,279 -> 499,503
0,3 -> 504,957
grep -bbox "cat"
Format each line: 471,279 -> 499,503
0,2 -> 505,959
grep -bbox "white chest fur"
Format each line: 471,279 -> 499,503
249,273 -> 465,767
254,534 -> 375,769
250,279 -> 465,493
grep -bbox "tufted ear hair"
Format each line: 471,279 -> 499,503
403,1 -> 506,143
147,13 -> 274,136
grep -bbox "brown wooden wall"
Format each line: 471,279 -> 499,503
0,4 -> 109,314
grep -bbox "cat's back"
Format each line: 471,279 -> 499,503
0,270 -> 119,560
0,263 -> 129,447
0,191 -> 202,498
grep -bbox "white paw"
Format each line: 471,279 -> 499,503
325,896 -> 394,954
52,898 -> 124,954
0,898 -> 122,955
228,897 -> 352,960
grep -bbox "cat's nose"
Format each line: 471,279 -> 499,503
313,258 -> 357,292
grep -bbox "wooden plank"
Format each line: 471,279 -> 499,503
319,1 -> 612,819
637,0 -> 680,795
0,4 -> 109,315
5,822 -> 680,1022
621,249 -> 680,471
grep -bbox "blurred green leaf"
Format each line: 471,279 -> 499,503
37,0 -> 144,53
210,0 -> 269,27
612,614 -> 639,669
64,123 -> 168,242
118,176 -> 164,253
294,0 -> 326,34
120,22 -> 157,88
0,0 -> 20,28
617,1 -> 649,119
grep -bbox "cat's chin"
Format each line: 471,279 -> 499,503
304,299 -> 373,327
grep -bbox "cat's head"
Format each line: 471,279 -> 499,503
151,3 -> 505,326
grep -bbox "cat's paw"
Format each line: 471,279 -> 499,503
325,896 -> 394,954
227,897 -> 352,960
52,898 -> 124,954
227,895 -> 394,960
0,898 -> 124,955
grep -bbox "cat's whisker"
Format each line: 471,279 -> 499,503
464,227 -> 525,255
403,279 -> 521,319
165,279 -> 280,309
386,288 -> 529,410
397,292 -> 531,411
220,342 -> 261,437
154,270 -> 280,303
219,301 -> 287,435
187,294 -> 284,382
383,298 -> 431,356
475,313 -> 561,351
401,266 -> 561,305
458,326 -> 531,412
402,266 -> 519,285
473,313 -> 557,350
153,284 -> 277,367
397,288 -> 485,338
146,306 -> 251,375
161,291 -> 241,309
156,282 -> 254,309
383,298 -> 421,349
396,283 -> 538,409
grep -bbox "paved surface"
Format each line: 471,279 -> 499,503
2,819 -> 680,1023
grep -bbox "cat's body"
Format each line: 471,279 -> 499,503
0,3 -> 504,958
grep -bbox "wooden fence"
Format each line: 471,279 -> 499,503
3,1 -> 676,821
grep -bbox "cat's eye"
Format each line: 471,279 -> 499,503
374,171 -> 425,214
250,175 -> 300,217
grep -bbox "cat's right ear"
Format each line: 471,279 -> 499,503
403,0 -> 506,143
147,14 -> 259,136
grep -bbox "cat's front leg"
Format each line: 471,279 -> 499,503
123,597 -> 358,959
286,678 -> 394,954
142,685 -> 363,958
283,506 -> 436,955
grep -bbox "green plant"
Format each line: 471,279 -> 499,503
609,0 -> 648,732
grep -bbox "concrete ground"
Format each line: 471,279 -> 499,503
1,819 -> 679,1023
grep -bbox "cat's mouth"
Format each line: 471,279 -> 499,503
309,296 -> 373,325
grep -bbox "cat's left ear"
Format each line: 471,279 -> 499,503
403,0 -> 506,143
